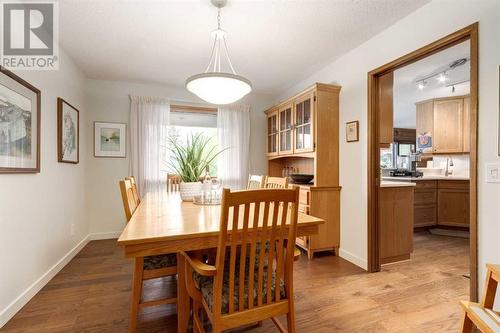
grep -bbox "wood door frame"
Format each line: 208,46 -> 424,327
367,23 -> 479,301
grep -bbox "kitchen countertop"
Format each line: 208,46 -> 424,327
380,181 -> 417,188
382,175 -> 470,181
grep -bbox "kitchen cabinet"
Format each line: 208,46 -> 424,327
379,186 -> 414,264
265,83 -> 341,259
278,103 -> 293,155
293,92 -> 315,153
433,98 -> 463,153
463,97 -> 471,153
378,72 -> 394,146
415,95 -> 469,154
394,128 -> 416,143
412,179 -> 469,228
437,180 -> 470,227
266,108 -> 278,156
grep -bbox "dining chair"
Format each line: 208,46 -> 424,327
264,176 -> 289,189
125,176 -> 140,207
247,174 -> 265,189
119,179 -> 178,333
167,173 -> 182,193
181,187 -> 300,333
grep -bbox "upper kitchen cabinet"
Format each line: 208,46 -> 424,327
294,92 -> 315,153
378,72 -> 394,146
266,107 -> 279,156
415,95 -> 469,154
278,103 -> 294,155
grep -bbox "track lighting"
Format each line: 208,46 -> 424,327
417,81 -> 427,90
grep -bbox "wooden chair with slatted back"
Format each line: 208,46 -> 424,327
247,174 -> 265,189
264,176 -> 289,189
167,173 -> 182,193
181,187 -> 300,333
460,264 -> 500,333
119,179 -> 177,333
125,176 -> 140,207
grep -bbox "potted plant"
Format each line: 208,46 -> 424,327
168,133 -> 225,201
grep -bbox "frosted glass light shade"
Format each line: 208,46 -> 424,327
186,72 -> 252,105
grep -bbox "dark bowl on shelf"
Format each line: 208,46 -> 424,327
289,174 -> 314,184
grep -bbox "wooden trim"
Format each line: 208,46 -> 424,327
57,98 -> 80,164
170,104 -> 217,114
0,66 -> 41,173
367,23 -> 479,302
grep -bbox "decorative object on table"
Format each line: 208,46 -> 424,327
0,67 -> 41,173
346,120 -> 359,142
168,133 -> 226,201
94,121 -> 126,157
185,0 -> 252,104
290,173 -> 314,184
57,98 -> 79,164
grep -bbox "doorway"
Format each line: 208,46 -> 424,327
367,23 -> 478,300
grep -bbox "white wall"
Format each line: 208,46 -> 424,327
0,49 -> 88,326
85,79 -> 274,235
277,0 -> 500,288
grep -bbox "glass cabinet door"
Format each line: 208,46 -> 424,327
279,104 -> 293,154
267,111 -> 278,155
294,94 -> 314,152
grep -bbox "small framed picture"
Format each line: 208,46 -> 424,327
57,98 -> 79,163
346,120 -> 359,142
0,67 -> 41,173
94,121 -> 126,158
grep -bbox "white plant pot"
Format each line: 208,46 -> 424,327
179,181 -> 202,202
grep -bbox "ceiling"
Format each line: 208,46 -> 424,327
394,40 -> 470,129
59,0 -> 430,95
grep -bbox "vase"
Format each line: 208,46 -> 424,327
179,181 -> 202,201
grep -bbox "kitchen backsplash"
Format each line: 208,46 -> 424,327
430,154 -> 470,176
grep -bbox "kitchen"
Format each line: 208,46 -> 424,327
378,40 -> 471,273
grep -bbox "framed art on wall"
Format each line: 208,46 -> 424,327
346,120 -> 359,142
57,98 -> 79,163
94,121 -> 126,157
0,66 -> 41,173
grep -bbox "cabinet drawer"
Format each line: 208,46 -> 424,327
299,189 -> 310,205
415,181 -> 437,189
414,190 -> 437,205
414,205 -> 437,227
438,180 -> 469,190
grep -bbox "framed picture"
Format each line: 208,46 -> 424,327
346,120 -> 359,142
57,98 -> 79,163
94,121 -> 126,157
0,66 -> 41,173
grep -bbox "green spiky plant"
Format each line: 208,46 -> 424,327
167,133 -> 226,182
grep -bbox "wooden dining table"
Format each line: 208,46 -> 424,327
117,191 -> 324,333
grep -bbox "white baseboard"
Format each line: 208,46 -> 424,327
88,231 -> 122,240
0,230 -> 123,328
0,235 -> 90,328
339,248 -> 368,270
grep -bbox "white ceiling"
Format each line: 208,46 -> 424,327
59,0 -> 430,95
393,40 -> 470,129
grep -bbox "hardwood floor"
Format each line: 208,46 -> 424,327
1,231 -> 469,333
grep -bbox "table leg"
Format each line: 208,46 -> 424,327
177,253 -> 189,333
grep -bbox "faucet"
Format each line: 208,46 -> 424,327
445,157 -> 454,176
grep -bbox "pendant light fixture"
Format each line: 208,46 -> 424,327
185,0 -> 252,105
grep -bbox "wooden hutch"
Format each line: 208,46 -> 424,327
265,83 -> 341,259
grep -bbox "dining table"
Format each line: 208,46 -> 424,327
117,191 -> 325,333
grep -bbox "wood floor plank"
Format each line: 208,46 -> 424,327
1,233 -> 469,332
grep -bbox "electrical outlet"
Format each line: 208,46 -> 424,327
485,163 -> 500,183
70,223 -> 75,236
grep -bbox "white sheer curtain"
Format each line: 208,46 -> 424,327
130,95 -> 170,195
217,104 -> 250,190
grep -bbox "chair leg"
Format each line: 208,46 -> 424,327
460,313 -> 473,333
287,297 -> 296,333
129,257 -> 144,333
